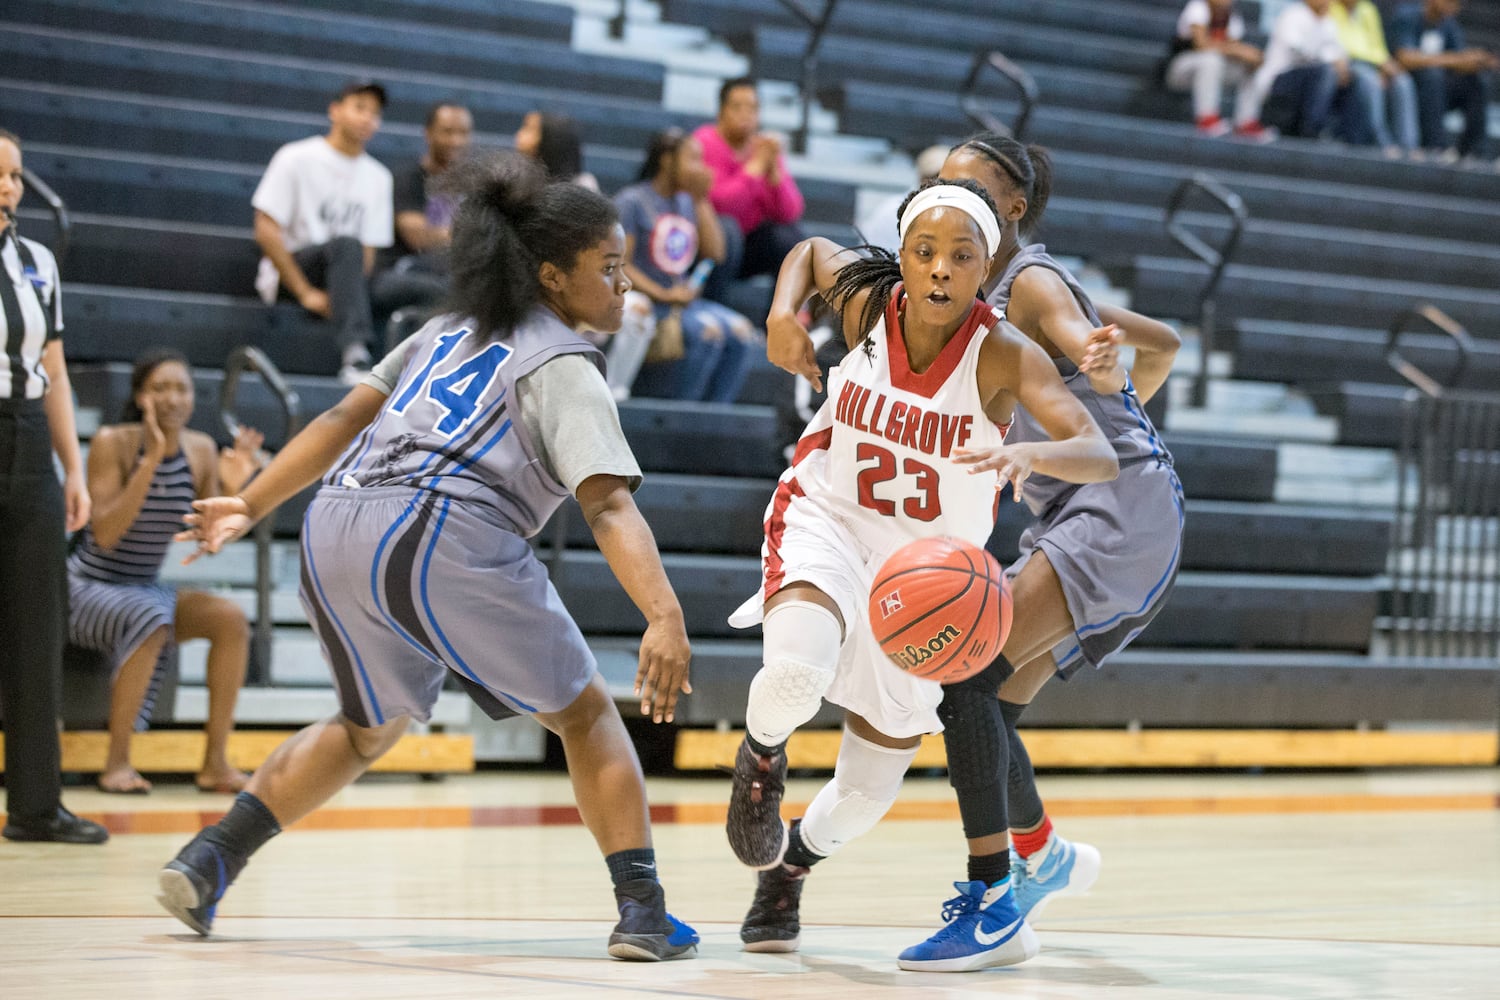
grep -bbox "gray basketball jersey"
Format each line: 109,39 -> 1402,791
327,308 -> 603,536
985,243 -> 1170,514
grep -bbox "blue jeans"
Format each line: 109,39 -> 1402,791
1350,61 -> 1419,151
1410,67 -> 1493,157
1264,64 -> 1374,143
632,298 -> 758,404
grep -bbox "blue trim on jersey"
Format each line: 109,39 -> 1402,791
303,527 -> 384,726
367,494 -> 444,667
452,418 -> 513,473
1119,387 -> 1165,461
413,388 -> 509,488
418,496 -> 537,712
340,403 -> 392,483
1075,487 -> 1184,638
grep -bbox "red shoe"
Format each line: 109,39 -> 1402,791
1233,121 -> 1278,144
1196,115 -> 1231,138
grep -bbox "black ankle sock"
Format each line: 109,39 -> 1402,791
968,850 -> 1011,886
745,734 -> 784,758
203,792 -> 281,859
782,820 -> 824,869
606,848 -> 658,888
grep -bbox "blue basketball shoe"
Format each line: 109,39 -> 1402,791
897,878 -> 1039,972
608,878 -> 700,961
157,832 -> 244,935
1012,835 -> 1101,923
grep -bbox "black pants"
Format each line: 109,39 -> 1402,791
285,236 -> 375,355
0,400 -> 67,823
704,215 -> 806,323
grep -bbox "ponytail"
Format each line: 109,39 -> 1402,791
444,152 -> 619,340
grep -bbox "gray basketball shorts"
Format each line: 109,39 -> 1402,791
298,485 -> 596,726
1010,458 -> 1184,678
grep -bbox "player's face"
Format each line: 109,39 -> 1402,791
898,207 -> 988,329
137,361 -> 195,430
938,150 -> 1027,234
0,139 -> 23,226
426,106 -> 473,168
329,93 -> 382,148
552,224 -> 631,333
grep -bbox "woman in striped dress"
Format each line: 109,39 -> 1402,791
69,350 -> 264,794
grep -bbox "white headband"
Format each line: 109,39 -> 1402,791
897,184 -> 1002,257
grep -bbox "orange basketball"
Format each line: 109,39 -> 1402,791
868,536 -> 1012,684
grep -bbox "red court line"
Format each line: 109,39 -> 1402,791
5,792 -> 1496,837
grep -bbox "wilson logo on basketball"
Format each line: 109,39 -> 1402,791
877,591 -> 904,619
889,623 -> 963,669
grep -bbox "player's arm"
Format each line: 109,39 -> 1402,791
1095,304 -> 1181,404
175,384 -> 388,561
1009,266 -> 1127,396
766,236 -> 872,391
962,328 -> 1118,501
575,474 -> 692,724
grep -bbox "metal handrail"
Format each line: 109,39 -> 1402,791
960,50 -> 1039,141
775,0 -> 839,155
1384,304 -> 1474,399
1164,174 -> 1248,407
219,346 -> 303,685
21,168 -> 71,266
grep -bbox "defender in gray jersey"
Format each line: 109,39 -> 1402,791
157,155 -> 699,962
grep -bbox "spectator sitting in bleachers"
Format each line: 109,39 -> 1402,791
1388,0 -> 1497,163
1248,0 -> 1378,144
252,79 -> 393,386
1164,0 -> 1269,138
615,128 -> 757,404
1331,0 -> 1420,157
514,111 -> 600,191
68,350 -> 263,795
855,144 -> 949,252
693,77 -> 806,322
370,102 -> 473,333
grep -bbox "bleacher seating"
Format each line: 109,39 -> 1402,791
7,0 -> 1497,752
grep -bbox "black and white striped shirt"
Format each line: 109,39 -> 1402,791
69,450 -> 196,585
0,231 -> 63,400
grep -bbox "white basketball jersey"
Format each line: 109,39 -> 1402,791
788,289 -> 1006,552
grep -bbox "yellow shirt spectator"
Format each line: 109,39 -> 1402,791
1330,0 -> 1391,66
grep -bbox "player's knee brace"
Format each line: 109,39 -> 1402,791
936,656 -> 1015,840
745,600 -> 843,748
799,729 -> 919,857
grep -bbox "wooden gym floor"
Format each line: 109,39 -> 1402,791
3,767 -> 1498,999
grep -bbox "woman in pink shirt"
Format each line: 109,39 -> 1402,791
692,77 -> 806,317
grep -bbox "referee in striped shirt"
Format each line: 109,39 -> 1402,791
0,129 -> 107,844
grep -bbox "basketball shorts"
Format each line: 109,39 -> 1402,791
1011,458 -> 1184,678
299,485 -> 596,727
728,492 -> 944,740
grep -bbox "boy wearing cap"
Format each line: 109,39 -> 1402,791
253,80 -> 394,383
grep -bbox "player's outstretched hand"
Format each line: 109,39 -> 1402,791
175,495 -> 254,564
766,308 -> 823,392
635,617 -> 692,724
953,443 -> 1036,504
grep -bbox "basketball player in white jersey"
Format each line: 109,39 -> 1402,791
724,179 -> 1120,967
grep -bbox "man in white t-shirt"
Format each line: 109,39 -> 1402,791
1164,1 -> 1268,138
252,80 -> 394,383
1245,0 -> 1377,142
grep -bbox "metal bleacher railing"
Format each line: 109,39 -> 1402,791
1385,305 -> 1500,662
959,49 -> 1038,142
218,345 -> 302,684
20,167 -> 70,266
772,0 -> 839,156
1164,173 -> 1247,408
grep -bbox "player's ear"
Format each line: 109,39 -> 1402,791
537,260 -> 565,294
1007,194 -> 1027,224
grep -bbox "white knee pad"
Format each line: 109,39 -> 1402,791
799,729 -> 919,858
745,600 -> 843,748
